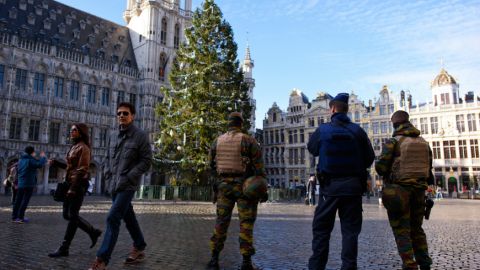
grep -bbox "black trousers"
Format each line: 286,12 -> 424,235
62,189 -> 95,244
308,196 -> 363,270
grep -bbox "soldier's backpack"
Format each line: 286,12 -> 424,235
391,136 -> 430,181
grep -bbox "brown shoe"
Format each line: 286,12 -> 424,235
125,247 -> 145,264
88,257 -> 106,270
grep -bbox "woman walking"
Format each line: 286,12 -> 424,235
48,123 -> 102,257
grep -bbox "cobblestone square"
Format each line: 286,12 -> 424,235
1,196 -> 479,270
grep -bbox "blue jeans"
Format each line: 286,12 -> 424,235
96,190 -> 146,264
308,196 -> 363,270
12,187 -> 34,220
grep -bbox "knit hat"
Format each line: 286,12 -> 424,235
391,110 -> 409,125
24,146 -> 35,155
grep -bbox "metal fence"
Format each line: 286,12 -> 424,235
134,185 -> 304,202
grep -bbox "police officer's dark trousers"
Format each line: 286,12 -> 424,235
309,195 -> 362,270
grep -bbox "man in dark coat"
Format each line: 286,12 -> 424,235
307,93 -> 375,270
89,102 -> 152,270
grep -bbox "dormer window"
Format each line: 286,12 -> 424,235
73,28 -> 80,39
49,9 -> 56,20
52,34 -> 60,44
114,44 -> 121,51
102,37 -> 109,47
58,23 -> 66,34
19,0 -> 27,11
56,7 -> 62,14
118,35 -> 125,42
93,24 -> 100,34
86,17 -> 91,25
43,18 -> 51,30
79,20 -> 86,30
88,34 -> 95,44
66,15 -> 72,25
81,44 -> 90,55
35,5 -> 43,16
9,7 -> 17,19
70,11 -> 77,19
42,0 -> 48,9
27,13 -> 36,25
96,49 -> 105,59
111,55 -> 119,62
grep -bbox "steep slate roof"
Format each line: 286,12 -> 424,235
0,0 -> 137,69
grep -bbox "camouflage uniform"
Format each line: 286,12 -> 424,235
375,122 -> 433,270
209,127 -> 266,257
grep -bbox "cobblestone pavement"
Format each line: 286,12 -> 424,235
1,196 -> 479,270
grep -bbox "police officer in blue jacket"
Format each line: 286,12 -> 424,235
307,93 -> 375,270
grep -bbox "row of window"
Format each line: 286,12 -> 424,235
9,117 -> 109,147
431,140 -> 480,160
264,147 -> 285,165
0,66 -> 137,106
266,168 -> 286,176
143,18 -> 181,49
263,129 -> 285,144
433,93 -> 458,106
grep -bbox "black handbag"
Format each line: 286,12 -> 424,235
53,181 -> 70,202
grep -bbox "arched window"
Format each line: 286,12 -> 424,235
174,23 -> 180,49
160,17 -> 167,45
159,53 -> 167,81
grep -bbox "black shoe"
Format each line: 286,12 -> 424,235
48,246 -> 69,258
241,256 -> 260,270
207,253 -> 219,270
89,229 -> 102,249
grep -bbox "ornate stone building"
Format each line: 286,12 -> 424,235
263,69 -> 480,195
0,0 -> 192,194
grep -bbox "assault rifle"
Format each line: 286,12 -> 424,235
424,196 -> 434,220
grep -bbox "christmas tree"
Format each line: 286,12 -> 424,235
155,0 -> 252,185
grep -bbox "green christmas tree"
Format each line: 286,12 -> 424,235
155,0 -> 252,185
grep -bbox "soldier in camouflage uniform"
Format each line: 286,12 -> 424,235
207,112 -> 266,270
375,110 -> 433,270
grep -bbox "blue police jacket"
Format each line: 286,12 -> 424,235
307,113 -> 375,196
17,153 -> 47,188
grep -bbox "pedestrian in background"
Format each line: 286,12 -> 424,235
307,93 -> 375,270
435,186 -> 443,200
48,123 -> 102,258
9,162 -> 19,205
307,174 -> 317,206
89,102 -> 152,270
207,112 -> 267,270
11,146 -> 46,223
375,110 -> 433,270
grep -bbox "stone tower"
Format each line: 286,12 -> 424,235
242,45 -> 256,134
123,0 -> 192,136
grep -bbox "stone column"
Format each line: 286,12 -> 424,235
96,173 -> 102,195
0,163 -> 6,195
42,165 -> 50,195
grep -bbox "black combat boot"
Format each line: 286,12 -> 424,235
89,228 -> 102,248
241,255 -> 260,270
48,241 -> 70,257
207,251 -> 220,269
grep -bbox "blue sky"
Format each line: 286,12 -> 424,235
57,0 -> 480,129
